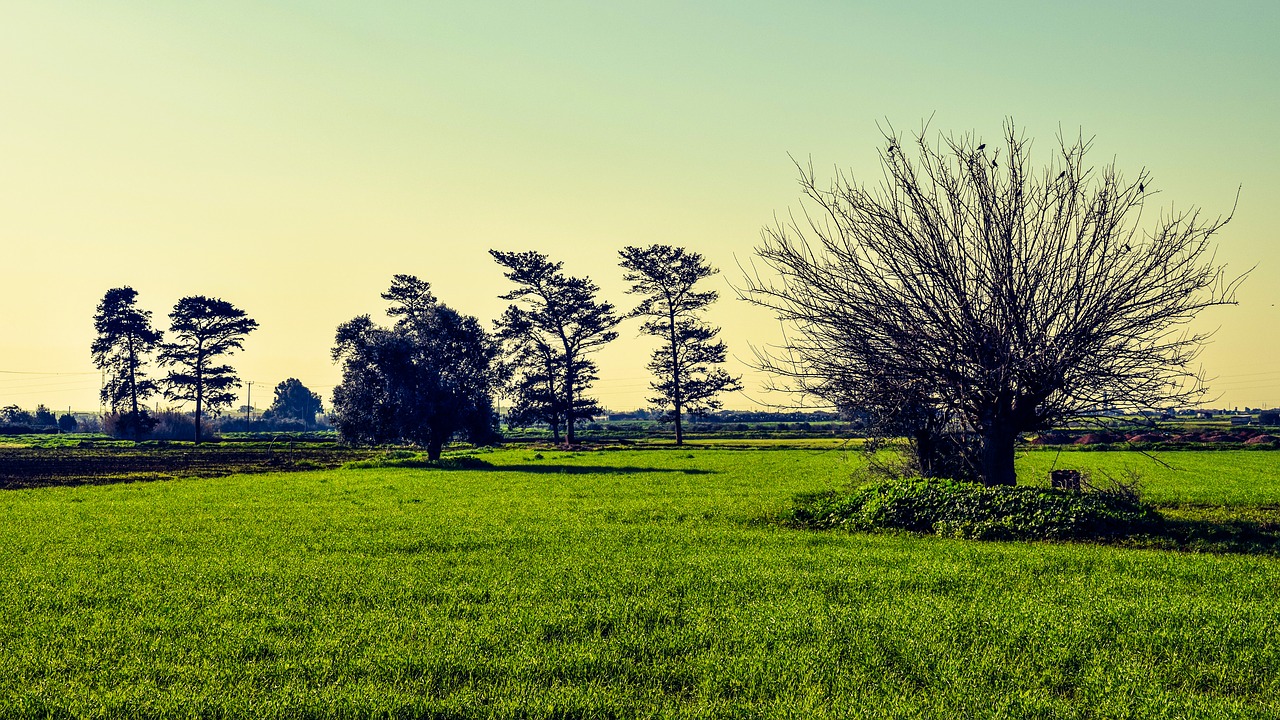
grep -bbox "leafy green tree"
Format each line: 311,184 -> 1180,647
263,378 -> 324,428
619,245 -> 742,445
158,296 -> 258,444
90,286 -> 163,439
330,275 -> 502,459
491,251 -> 619,444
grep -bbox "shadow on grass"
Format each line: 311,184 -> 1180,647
1121,506 -> 1280,556
349,456 -> 715,475
494,464 -> 715,475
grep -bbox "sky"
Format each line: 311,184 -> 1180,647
1,1 -> 1278,415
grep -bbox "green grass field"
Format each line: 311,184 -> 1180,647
2,447 -> 1279,718
1019,448 -> 1280,506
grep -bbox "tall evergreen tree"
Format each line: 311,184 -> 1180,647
494,306 -> 567,442
158,296 -> 258,444
490,251 -> 620,444
619,245 -> 742,445
90,286 -> 163,440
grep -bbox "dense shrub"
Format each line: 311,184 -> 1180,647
786,477 -> 1163,542
217,416 -> 310,433
104,410 -> 207,442
0,424 -> 59,436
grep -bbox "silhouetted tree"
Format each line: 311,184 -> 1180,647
491,251 -> 620,444
158,296 -> 258,444
32,405 -> 57,428
263,378 -> 324,428
619,245 -> 742,445
330,275 -> 502,459
494,306 -> 568,442
58,413 -> 78,433
0,405 -> 32,425
90,286 -> 163,440
742,123 -> 1245,486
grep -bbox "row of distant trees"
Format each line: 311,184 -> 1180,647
328,245 -> 740,458
87,244 -> 740,453
83,122 -> 1244,487
89,291 -> 318,441
0,404 -> 79,434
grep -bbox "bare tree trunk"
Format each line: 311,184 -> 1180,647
193,354 -> 203,446
127,335 -> 141,442
194,392 -> 203,445
979,423 -> 1018,486
670,307 -> 683,446
564,367 -> 576,446
673,403 -> 683,446
912,429 -> 938,478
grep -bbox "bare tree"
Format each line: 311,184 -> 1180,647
741,123 -> 1245,486
619,245 -> 742,445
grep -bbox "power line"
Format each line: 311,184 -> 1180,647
0,369 -> 98,376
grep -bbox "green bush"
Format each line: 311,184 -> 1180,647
786,477 -> 1163,542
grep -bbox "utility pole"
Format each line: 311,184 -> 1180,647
246,381 -> 253,429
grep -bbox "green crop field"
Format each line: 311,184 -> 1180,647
2,447 -> 1278,718
1019,448 -> 1280,506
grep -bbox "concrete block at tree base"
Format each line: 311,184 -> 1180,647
1050,469 -> 1082,491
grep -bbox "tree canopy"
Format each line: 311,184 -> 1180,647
330,275 -> 502,459
619,244 -> 742,445
491,251 -> 620,444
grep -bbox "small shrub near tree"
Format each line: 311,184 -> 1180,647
104,409 -> 202,442
786,477 -> 1163,542
32,405 -> 57,428
1,405 -> 34,425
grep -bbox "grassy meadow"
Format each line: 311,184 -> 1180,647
1019,448 -> 1280,506
1,446 -> 1278,718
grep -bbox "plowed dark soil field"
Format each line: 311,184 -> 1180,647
0,444 -> 374,489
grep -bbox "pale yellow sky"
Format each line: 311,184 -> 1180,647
2,2 -> 1277,414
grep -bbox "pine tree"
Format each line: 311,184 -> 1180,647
158,296 -> 258,444
491,251 -> 619,444
619,245 -> 741,445
90,287 -> 163,440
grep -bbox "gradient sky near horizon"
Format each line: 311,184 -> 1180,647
2,1 -> 1278,415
